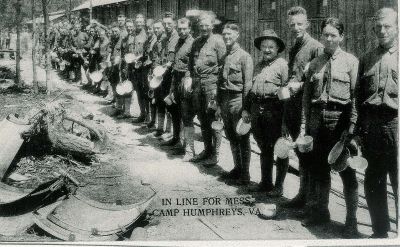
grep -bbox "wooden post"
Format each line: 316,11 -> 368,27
32,0 -> 39,94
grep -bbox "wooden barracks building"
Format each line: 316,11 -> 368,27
73,0 -> 397,59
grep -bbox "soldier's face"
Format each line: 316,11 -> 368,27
222,28 -> 239,47
154,23 -> 164,37
126,22 -> 135,34
288,14 -> 309,40
260,39 -> 279,61
118,17 -> 126,26
321,24 -> 343,53
163,17 -> 175,34
374,14 -> 398,48
112,28 -> 120,37
177,22 -> 190,38
135,17 -> 145,31
147,25 -> 154,36
199,18 -> 213,37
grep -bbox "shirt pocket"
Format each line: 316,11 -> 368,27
330,71 -> 351,101
205,51 -> 217,66
227,63 -> 242,83
386,68 -> 398,97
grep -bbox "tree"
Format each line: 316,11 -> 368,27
32,0 -> 39,94
15,0 -> 22,86
41,0 -> 52,94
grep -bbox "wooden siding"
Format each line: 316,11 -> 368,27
86,0 -> 397,60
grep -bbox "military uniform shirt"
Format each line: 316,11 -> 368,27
161,30 -> 179,65
288,32 -> 323,84
219,43 -> 253,104
249,57 -> 288,100
303,48 -> 359,124
356,44 -> 398,111
189,34 -> 226,83
173,34 -> 194,72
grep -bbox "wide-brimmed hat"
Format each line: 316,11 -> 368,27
254,29 -> 285,53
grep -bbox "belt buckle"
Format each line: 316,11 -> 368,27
259,104 -> 264,114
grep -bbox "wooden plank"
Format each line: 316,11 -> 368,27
0,118 -> 31,179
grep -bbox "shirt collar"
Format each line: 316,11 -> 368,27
378,40 -> 398,54
325,47 -> 342,60
295,32 -> 311,46
228,43 -> 240,54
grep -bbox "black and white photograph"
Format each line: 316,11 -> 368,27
0,0 -> 398,245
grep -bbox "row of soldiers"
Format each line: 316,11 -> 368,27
47,6 -> 398,239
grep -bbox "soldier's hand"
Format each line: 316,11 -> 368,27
288,81 -> 302,95
242,110 -> 251,123
215,107 -> 222,119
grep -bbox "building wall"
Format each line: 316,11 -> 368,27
86,0 -> 397,60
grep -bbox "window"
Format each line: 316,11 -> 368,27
301,0 -> 327,18
147,0 -> 154,19
225,0 -> 238,21
258,0 -> 277,20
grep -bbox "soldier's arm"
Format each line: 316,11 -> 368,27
354,56 -> 365,135
348,57 -> 359,134
242,53 -> 254,108
301,63 -> 313,135
215,37 -> 226,65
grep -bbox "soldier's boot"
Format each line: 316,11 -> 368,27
220,142 -> 241,180
147,104 -> 157,128
267,158 -> 288,197
343,186 -> 359,238
238,138 -> 251,185
105,86 -> 115,102
154,111 -> 165,137
281,165 -> 308,208
190,124 -> 213,163
302,179 -> 331,226
182,127 -> 196,162
124,97 -> 133,117
161,111 -> 180,146
203,130 -> 222,167
302,175 -> 316,218
249,150 -> 273,192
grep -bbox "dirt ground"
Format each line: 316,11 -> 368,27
0,57 -> 397,242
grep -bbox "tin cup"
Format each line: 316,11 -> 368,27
211,120 -> 224,131
256,203 -> 277,219
274,137 -> 295,159
277,87 -> 291,101
296,135 -> 313,153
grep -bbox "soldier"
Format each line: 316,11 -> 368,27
153,12 -> 179,138
243,29 -> 288,192
118,14 -> 128,41
149,20 -> 166,136
142,19 -> 158,127
280,6 -> 324,203
188,13 -> 226,165
218,23 -> 253,185
117,18 -> 136,118
356,8 -> 398,239
108,24 -> 124,115
301,18 -> 359,234
71,22 -> 89,84
163,18 -> 195,156
131,14 -> 149,123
